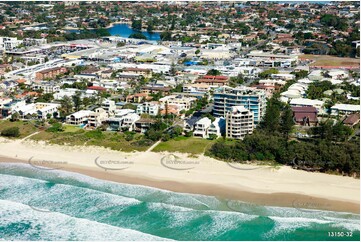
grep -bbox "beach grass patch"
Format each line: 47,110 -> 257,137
152,137 -> 216,154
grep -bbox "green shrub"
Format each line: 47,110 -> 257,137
1,127 -> 20,137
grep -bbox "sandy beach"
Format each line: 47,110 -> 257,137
0,137 -> 359,214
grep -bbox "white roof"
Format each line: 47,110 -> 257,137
196,117 -> 212,125
290,98 -> 324,106
68,110 -> 92,118
331,104 -> 360,111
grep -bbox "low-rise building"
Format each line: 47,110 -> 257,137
207,117 -> 226,138
195,75 -> 229,86
66,110 -> 93,125
290,98 -> 324,113
35,67 -> 67,81
88,108 -> 108,128
291,106 -> 318,126
193,117 -> 212,138
331,104 -> 360,116
159,95 -> 197,111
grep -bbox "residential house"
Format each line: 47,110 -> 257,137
134,118 -> 156,133
207,117 -> 226,138
193,117 -> 212,138
331,104 -> 360,116
88,108 -> 108,128
291,106 -> 318,126
342,113 -> 360,127
66,110 -> 93,125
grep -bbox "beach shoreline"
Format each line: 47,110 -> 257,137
0,137 -> 359,214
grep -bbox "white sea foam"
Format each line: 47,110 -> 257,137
0,199 -> 170,241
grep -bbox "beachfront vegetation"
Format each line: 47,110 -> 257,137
1,127 -> 20,137
30,128 -> 152,152
152,136 -> 216,155
0,120 -> 37,138
208,93 -> 360,177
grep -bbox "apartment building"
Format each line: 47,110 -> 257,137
35,67 -> 67,81
226,106 -> 254,140
159,95 -> 197,111
136,102 -> 159,116
195,75 -> 229,87
213,86 -> 266,125
32,82 -> 60,94
183,83 -> 211,94
0,37 -> 22,51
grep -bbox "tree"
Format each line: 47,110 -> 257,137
129,33 -> 147,39
131,19 -> 142,31
207,69 -> 221,76
262,97 -> 281,132
10,112 -> 20,122
259,68 -> 279,79
1,127 -> 20,137
59,96 -> 73,118
280,105 -> 294,138
160,31 -> 172,41
72,92 -> 82,111
122,103 -> 137,110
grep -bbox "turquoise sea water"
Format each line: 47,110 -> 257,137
0,163 -> 359,241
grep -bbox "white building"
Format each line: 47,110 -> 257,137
193,117 -> 212,138
66,110 -> 93,125
88,108 -> 108,128
32,82 -> 60,94
14,102 -> 60,119
136,102 -> 159,116
207,117 -> 226,138
226,106 -> 254,140
159,95 -> 196,111
101,99 -> 116,114
330,104 -> 360,116
0,37 -> 23,51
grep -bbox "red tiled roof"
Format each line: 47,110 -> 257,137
291,106 -> 317,113
87,86 -> 106,91
343,113 -> 360,125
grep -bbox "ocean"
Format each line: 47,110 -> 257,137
0,162 -> 359,241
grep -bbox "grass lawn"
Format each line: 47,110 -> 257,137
0,120 -> 38,138
30,129 -> 152,152
152,136 -> 216,154
300,54 -> 359,67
